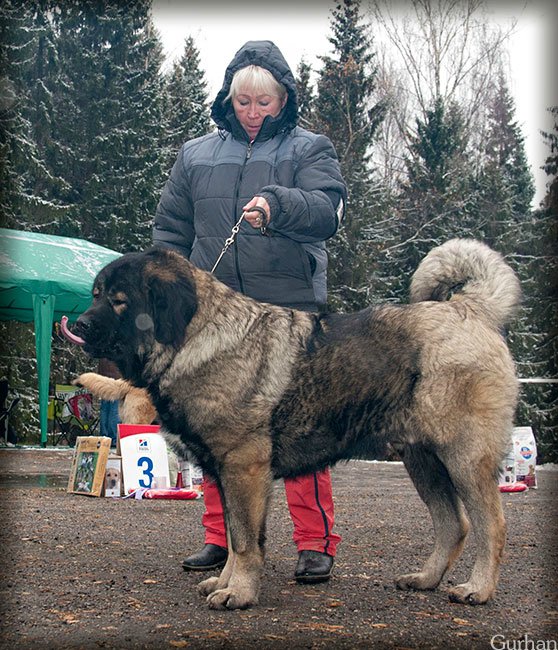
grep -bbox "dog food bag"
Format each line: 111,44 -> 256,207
498,440 -> 516,487
179,459 -> 204,494
513,426 -> 537,488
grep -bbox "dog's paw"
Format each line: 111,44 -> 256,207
198,576 -> 220,596
395,571 -> 440,591
448,582 -> 492,605
206,587 -> 258,610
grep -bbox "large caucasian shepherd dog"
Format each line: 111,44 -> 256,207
74,238 -> 520,610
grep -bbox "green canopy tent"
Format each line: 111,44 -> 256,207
0,228 -> 121,445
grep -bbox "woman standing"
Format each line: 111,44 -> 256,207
154,40 -> 346,584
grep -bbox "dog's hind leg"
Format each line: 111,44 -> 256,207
443,457 -> 506,605
203,461 -> 272,610
396,444 -> 470,592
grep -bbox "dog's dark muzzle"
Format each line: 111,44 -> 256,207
75,312 -> 118,358
75,313 -> 91,338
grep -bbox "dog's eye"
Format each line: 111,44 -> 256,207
109,291 -> 128,311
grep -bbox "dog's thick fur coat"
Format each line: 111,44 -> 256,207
76,239 -> 520,610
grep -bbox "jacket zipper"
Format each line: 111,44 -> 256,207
232,140 -> 253,294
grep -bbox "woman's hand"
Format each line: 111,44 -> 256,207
243,196 -> 270,229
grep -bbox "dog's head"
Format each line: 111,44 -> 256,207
76,248 -> 198,377
105,467 -> 120,488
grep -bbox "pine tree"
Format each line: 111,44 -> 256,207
295,58 -> 316,130
164,35 -> 211,165
47,0 -> 168,252
540,106 -> 558,211
385,97 -> 475,300
1,0 -> 173,443
0,0 -> 66,229
474,72 -> 535,246
314,0 -> 387,311
508,109 -> 557,463
470,76 -> 557,460
405,98 -> 468,196
510,207 -> 558,463
0,0 -> 27,226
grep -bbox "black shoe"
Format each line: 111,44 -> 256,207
182,544 -> 228,571
294,550 -> 334,584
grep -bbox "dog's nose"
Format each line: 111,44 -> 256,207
75,314 -> 91,335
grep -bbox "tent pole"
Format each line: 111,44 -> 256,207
32,294 -> 55,447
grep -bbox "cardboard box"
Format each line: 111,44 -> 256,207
67,437 -> 111,497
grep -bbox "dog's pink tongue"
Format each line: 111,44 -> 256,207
60,315 -> 85,346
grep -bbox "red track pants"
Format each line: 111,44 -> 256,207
202,468 -> 341,556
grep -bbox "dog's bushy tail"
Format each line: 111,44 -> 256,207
410,238 -> 521,331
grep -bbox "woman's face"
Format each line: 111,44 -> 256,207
232,90 -> 287,140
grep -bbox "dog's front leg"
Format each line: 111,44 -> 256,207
198,528 -> 235,597
204,462 -> 272,610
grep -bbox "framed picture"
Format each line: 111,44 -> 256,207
67,436 -> 111,496
104,455 -> 123,497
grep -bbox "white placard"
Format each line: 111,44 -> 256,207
118,424 -> 170,494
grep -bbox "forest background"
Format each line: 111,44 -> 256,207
0,0 -> 556,461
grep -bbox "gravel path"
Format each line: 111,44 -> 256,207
0,448 -> 556,649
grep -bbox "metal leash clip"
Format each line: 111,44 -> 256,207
211,212 -> 246,274
211,206 -> 270,274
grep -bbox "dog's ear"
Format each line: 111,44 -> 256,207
147,271 -> 197,348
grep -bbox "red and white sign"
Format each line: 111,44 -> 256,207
118,424 -> 170,494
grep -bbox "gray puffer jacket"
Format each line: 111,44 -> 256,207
153,40 -> 347,311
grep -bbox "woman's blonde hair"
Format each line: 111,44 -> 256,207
225,65 -> 287,103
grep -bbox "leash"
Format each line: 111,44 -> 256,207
211,206 -> 268,274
